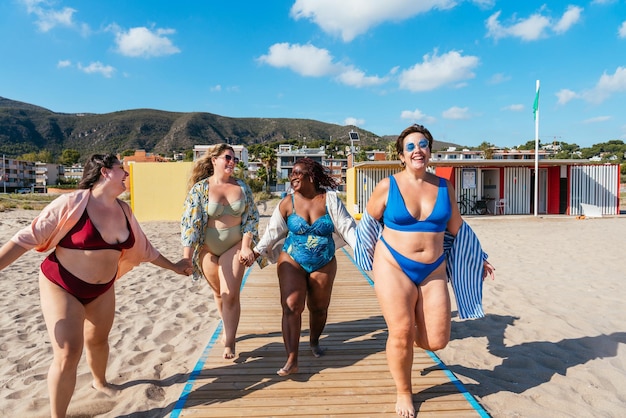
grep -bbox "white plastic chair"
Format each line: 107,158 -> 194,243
495,198 -> 508,215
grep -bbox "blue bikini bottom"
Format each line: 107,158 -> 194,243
380,236 -> 445,286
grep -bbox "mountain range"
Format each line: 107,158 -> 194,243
0,96 -> 460,159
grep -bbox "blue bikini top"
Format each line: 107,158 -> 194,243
286,194 -> 334,236
383,175 -> 451,233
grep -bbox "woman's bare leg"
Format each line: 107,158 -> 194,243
84,285 -> 118,396
372,250 -> 418,418
39,274 -> 86,418
414,265 -> 451,351
306,257 -> 336,357
276,253 -> 307,375
217,242 -> 245,359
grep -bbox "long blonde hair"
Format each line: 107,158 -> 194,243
187,143 -> 234,190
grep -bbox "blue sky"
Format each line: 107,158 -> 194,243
1,0 -> 625,148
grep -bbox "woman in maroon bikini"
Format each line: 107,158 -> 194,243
0,153 -> 191,418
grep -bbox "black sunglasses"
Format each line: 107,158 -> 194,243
219,155 -> 239,163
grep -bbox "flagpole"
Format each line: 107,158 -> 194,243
534,80 -> 540,217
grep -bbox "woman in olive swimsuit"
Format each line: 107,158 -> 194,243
181,144 -> 260,360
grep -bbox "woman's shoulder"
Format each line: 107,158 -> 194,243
374,176 -> 391,192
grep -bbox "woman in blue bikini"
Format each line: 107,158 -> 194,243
250,158 -> 355,376
363,124 -> 495,418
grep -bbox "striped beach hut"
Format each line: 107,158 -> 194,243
346,159 -> 620,217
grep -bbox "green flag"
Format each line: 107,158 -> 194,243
533,87 -> 540,120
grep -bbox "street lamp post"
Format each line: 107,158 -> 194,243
2,154 -> 5,194
349,130 -> 360,166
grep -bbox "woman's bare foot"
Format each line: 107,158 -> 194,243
223,345 -> 236,360
91,381 -> 120,397
310,344 -> 325,358
395,393 -> 415,417
276,364 -> 298,376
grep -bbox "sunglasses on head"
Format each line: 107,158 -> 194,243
405,138 -> 429,152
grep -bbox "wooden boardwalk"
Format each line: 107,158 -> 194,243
170,249 -> 489,418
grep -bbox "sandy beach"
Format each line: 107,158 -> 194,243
1,205 -> 625,417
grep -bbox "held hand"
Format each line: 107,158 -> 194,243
175,258 -> 194,276
483,260 -> 495,281
238,247 -> 255,267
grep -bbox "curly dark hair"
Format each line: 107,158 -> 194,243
395,124 -> 434,155
78,153 -> 119,189
293,157 -> 339,191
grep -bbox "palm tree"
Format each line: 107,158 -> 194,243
259,146 -> 276,193
386,143 -> 397,161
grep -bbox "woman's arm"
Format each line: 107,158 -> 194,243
150,253 -> 192,276
239,180 -> 260,244
444,179 -> 463,236
365,177 -> 390,220
327,191 -> 356,250
250,197 -> 290,266
0,241 -> 29,271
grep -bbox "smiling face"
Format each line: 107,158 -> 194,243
289,163 -> 309,191
103,161 -> 129,191
213,150 -> 238,175
401,132 -> 430,169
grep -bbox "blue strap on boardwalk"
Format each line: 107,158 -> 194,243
426,351 -> 491,417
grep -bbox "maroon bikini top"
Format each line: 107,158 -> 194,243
58,205 -> 135,251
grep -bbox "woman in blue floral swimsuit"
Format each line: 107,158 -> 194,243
251,158 -> 356,376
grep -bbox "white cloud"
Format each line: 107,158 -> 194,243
344,117 -> 365,126
398,50 -> 479,92
502,104 -> 524,111
77,61 -> 115,78
57,60 -> 72,68
442,106 -> 471,119
583,116 -> 611,123
336,68 -> 387,87
619,21 -> 626,38
112,26 -> 180,58
471,0 -> 495,8
400,109 -> 436,124
21,0 -> 83,32
556,89 -> 578,104
488,73 -> 510,84
553,6 -> 583,34
258,42 -> 386,87
290,0 -> 456,42
582,66 -> 626,103
210,85 -> 222,92
258,43 -> 336,77
486,6 -> 581,41
486,11 -> 550,41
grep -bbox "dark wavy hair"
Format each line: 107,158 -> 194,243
293,157 -> 339,191
395,124 -> 434,155
78,153 -> 119,189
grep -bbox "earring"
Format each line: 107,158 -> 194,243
400,160 -> 405,167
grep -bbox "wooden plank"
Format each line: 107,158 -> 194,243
172,250 -> 486,418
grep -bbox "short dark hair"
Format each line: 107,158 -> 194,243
395,124 -> 434,155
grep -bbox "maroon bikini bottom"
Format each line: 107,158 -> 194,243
41,252 -> 115,305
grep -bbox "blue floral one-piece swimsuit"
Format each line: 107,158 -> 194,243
283,194 -> 335,273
